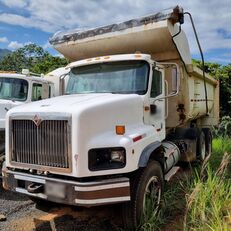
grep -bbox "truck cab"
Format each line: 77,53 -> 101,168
0,73 -> 54,129
0,72 -> 54,162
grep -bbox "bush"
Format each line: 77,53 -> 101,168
213,116 -> 231,138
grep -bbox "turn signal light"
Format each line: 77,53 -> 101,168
116,125 -> 125,135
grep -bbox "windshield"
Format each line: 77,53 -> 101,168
0,78 -> 28,101
66,60 -> 150,95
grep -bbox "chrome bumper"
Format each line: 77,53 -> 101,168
2,168 -> 130,206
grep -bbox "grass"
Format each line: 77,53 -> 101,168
212,138 -> 231,178
184,163 -> 231,231
139,137 -> 231,231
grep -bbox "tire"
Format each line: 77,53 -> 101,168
197,130 -> 206,162
203,128 -> 212,157
29,196 -> 46,205
29,196 -> 56,210
122,161 -> 164,230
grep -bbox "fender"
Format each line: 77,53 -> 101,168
138,141 -> 161,167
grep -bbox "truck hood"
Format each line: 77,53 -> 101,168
6,93 -> 146,177
7,93 -> 144,116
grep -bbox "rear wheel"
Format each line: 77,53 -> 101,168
122,161 -> 164,229
197,130 -> 206,162
203,128 -> 212,157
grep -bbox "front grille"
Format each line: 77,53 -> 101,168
11,120 -> 69,169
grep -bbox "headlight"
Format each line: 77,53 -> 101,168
88,147 -> 126,171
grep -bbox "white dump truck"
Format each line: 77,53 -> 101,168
2,6 -> 219,228
0,71 -> 55,167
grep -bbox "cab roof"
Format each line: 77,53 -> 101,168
0,73 -> 52,83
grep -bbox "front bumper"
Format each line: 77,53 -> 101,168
2,168 -> 130,206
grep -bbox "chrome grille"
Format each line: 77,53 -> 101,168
11,120 -> 69,169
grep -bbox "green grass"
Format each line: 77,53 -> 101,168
184,166 -> 231,231
183,137 -> 231,231
212,138 -> 231,177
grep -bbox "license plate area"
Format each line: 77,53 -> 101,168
45,181 -> 66,199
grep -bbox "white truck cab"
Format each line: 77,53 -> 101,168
0,73 -> 54,130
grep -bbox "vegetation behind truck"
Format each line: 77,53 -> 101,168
2,6 -> 219,228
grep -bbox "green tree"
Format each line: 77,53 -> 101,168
31,54 -> 68,74
0,43 -> 68,74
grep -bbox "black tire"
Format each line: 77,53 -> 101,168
197,130 -> 206,162
203,128 -> 212,157
29,196 -> 46,205
29,196 -> 57,210
122,161 -> 164,230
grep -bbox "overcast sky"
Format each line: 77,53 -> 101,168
0,0 -> 230,64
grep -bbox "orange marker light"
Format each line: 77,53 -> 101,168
144,106 -> 150,111
116,125 -> 125,135
134,54 -> 142,58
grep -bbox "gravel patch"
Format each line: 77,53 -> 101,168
0,183 -> 122,231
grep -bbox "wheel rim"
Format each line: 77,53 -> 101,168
143,176 -> 161,215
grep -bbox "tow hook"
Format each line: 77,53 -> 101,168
27,183 -> 44,193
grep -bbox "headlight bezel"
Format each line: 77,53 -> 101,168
88,147 -> 126,171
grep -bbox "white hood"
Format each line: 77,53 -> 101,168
8,93 -> 143,117
6,93 -> 146,177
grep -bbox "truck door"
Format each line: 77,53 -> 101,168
149,68 -> 166,140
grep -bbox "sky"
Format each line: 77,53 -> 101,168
0,0 -> 230,64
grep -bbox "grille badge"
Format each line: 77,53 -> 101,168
32,115 -> 42,127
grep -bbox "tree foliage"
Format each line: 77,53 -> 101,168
0,43 -> 68,74
192,59 -> 231,117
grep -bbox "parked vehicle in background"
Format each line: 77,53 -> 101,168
2,6 -> 219,229
0,70 -> 59,169
44,67 -> 70,96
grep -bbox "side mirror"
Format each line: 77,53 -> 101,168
154,62 -> 180,103
59,73 -> 69,95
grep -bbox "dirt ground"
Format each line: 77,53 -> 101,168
0,184 -> 122,231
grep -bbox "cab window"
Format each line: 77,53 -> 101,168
0,78 -> 28,101
150,70 -> 162,98
32,83 -> 42,101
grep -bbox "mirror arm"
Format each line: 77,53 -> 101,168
153,62 -> 180,104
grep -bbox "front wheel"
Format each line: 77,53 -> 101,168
122,160 -> 164,229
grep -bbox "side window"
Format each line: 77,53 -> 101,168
151,69 -> 162,98
32,83 -> 42,101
